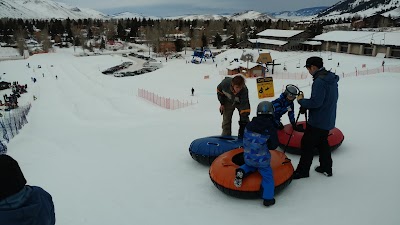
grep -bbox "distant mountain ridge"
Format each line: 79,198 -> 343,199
271,6 -> 328,19
165,10 -> 273,21
1,0 -> 399,21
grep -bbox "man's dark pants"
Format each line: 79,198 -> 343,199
296,123 -> 332,174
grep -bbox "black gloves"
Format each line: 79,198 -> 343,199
299,107 -> 307,114
292,123 -> 305,132
238,121 -> 248,139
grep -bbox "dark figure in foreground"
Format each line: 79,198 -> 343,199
0,154 -> 56,225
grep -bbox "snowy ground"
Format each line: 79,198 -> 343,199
1,46 -> 400,225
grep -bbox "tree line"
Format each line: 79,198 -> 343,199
0,17 -> 350,55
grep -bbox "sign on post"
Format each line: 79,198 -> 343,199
256,77 -> 274,99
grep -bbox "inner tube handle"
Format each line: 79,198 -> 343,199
282,157 -> 291,165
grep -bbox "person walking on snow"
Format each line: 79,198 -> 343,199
191,87 -> 194,96
293,56 -> 339,179
234,101 -> 279,207
217,75 -> 250,138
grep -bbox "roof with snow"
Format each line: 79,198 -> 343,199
226,60 -> 264,70
301,41 -> 322,46
256,29 -> 304,38
312,31 -> 400,46
249,38 -> 288,46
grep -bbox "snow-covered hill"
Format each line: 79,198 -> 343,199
166,10 -> 273,21
317,0 -> 400,19
110,12 -> 159,20
0,0 -> 107,19
271,6 -> 328,20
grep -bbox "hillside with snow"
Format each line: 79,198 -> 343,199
0,0 -> 107,19
166,10 -> 273,21
271,6 -> 328,20
110,12 -> 159,20
317,0 -> 400,19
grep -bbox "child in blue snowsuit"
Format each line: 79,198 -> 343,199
234,101 -> 279,207
272,84 -> 304,132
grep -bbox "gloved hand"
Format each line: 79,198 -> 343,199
219,105 -> 224,115
238,120 -> 248,139
299,107 -> 307,114
297,92 -> 304,102
292,124 -> 305,132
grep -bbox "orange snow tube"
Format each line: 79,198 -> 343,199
209,148 -> 294,199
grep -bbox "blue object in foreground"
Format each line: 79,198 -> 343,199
189,135 -> 243,165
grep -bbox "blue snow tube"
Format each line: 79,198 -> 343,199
189,135 -> 243,165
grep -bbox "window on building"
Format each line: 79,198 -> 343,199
364,47 -> 373,55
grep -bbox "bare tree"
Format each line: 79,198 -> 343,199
14,27 -> 26,56
71,24 -> 81,52
40,27 -> 52,52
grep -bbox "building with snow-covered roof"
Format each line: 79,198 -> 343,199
312,30 -> 400,58
225,49 -> 272,77
239,29 -> 311,51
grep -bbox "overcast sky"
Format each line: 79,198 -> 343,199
57,0 -> 340,17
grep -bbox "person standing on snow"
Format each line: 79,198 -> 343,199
191,87 -> 194,96
272,84 -> 304,132
293,56 -> 339,179
234,101 -> 278,207
0,154 -> 56,225
217,75 -> 250,138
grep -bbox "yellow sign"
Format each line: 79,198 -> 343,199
256,77 -> 274,99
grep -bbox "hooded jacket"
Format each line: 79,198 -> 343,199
0,186 -> 55,225
217,77 -> 251,120
272,93 -> 295,125
298,67 -> 339,130
243,115 -> 279,168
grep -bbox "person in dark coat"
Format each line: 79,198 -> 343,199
0,154 -> 56,225
234,101 -> 279,207
217,75 -> 250,138
293,56 -> 339,179
272,84 -> 304,132
191,87 -> 194,96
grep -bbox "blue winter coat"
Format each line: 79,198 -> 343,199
298,67 -> 339,130
272,93 -> 296,125
243,116 -> 279,168
0,186 -> 55,225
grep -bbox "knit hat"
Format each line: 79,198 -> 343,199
0,154 -> 27,200
305,56 -> 323,68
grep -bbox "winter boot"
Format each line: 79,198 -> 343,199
263,198 -> 276,207
292,171 -> 309,180
314,166 -> 332,177
234,168 -> 245,188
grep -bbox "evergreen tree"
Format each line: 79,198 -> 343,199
201,32 -> 208,48
174,39 -> 184,52
100,37 -> 105,50
214,33 -> 222,49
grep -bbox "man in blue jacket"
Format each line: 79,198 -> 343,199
293,56 -> 339,179
0,154 -> 56,225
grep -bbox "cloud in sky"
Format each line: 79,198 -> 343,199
58,0 -> 340,16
